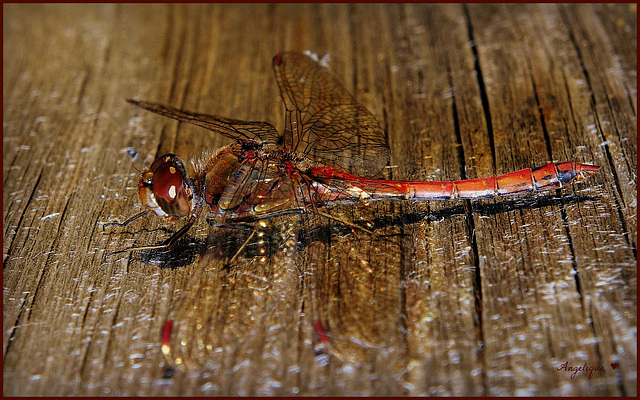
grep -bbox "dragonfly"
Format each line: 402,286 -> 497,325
111,51 -> 600,255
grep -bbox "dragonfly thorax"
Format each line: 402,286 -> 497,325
190,142 -> 319,220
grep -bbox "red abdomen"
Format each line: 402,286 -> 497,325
309,162 -> 599,202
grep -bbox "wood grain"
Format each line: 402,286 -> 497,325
3,4 -> 636,396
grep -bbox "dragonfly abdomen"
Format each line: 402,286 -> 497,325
310,162 -> 599,203
409,162 -> 600,200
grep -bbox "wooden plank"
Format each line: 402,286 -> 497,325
464,4 -> 636,395
3,4 -> 636,396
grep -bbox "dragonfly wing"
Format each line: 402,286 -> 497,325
127,99 -> 280,144
272,52 -> 390,178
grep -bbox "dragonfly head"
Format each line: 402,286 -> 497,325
138,154 -> 197,221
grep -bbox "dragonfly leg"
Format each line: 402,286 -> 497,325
222,226 -> 258,269
315,211 -> 378,236
107,220 -> 195,255
103,210 -> 151,230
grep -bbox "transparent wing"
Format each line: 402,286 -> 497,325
127,99 -> 280,145
217,155 -> 310,221
272,52 -> 390,177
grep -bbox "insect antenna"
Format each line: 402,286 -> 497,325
123,146 -> 145,173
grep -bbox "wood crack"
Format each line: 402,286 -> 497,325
463,3 -> 496,170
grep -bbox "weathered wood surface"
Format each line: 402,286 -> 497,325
3,4 -> 636,396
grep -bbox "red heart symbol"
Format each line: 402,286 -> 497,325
611,363 -> 618,370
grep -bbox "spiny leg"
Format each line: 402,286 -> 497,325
223,225 -> 259,269
107,220 -> 195,255
315,210 -> 378,236
103,210 -> 151,230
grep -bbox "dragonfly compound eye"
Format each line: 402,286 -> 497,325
138,154 -> 194,220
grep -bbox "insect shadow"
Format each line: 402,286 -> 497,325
134,235 -> 207,269
130,193 -> 599,269
368,193 -> 599,228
